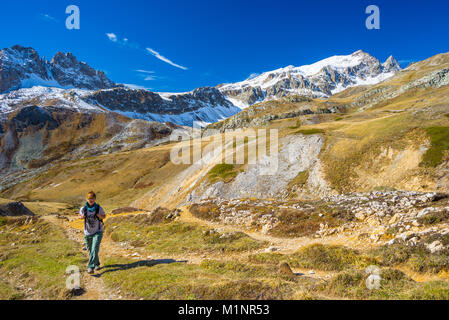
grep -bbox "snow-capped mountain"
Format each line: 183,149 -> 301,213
0,86 -> 241,127
0,45 -> 116,93
0,46 -> 402,128
84,86 -> 241,127
218,50 -> 402,108
0,45 -> 240,127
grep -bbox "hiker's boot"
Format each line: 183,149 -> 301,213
94,265 -> 101,272
87,268 -> 94,274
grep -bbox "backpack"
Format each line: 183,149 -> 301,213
82,204 -> 104,232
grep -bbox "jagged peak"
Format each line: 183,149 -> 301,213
2,45 -> 41,60
51,51 -> 79,64
0,45 -> 116,92
351,49 -> 369,56
9,44 -> 37,53
383,55 -> 399,65
382,55 -> 402,71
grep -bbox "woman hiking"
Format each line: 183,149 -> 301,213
79,191 -> 106,274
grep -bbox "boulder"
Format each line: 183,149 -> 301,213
0,202 -> 35,217
265,246 -> 279,252
426,240 -> 444,254
278,262 -> 295,277
355,211 -> 366,221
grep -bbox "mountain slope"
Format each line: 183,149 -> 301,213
0,91 -> 183,179
85,86 -> 241,127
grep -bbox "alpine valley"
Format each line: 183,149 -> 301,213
1,44 -> 449,300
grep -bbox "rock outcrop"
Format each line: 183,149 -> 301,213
85,87 -> 241,126
0,45 -> 117,93
0,201 -> 35,217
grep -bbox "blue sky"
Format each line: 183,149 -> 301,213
1,0 -> 448,92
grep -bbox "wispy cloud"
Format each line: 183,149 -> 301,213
135,69 -> 155,74
39,13 -> 58,23
106,33 -> 140,49
146,48 -> 188,70
133,69 -> 158,81
123,83 -> 152,90
106,33 -> 118,42
105,32 -> 189,80
135,69 -> 157,81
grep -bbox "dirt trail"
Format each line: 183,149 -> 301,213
42,215 -> 122,300
42,212 -> 208,300
178,205 -> 371,253
43,205 -> 338,300
180,207 -> 449,282
42,201 -> 445,300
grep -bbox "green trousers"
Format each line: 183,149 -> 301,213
84,232 -> 103,269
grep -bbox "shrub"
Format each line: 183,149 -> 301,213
291,244 -> 374,271
370,243 -> 449,273
405,281 -> 449,299
189,202 -> 221,221
417,210 -> 449,225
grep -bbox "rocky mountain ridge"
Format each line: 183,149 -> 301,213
85,86 -> 241,126
0,45 -> 117,93
218,50 -> 402,107
0,45 -> 242,127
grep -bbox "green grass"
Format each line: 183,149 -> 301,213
324,268 -> 412,299
208,164 -> 239,183
101,257 -> 221,300
405,281 -> 449,299
288,119 -> 302,129
0,279 -> 23,300
324,268 -> 449,299
248,252 -> 287,265
420,126 -> 449,167
320,112 -> 419,193
200,259 -> 275,278
100,256 -> 294,300
288,170 -> 309,189
247,244 -> 449,300
291,244 -> 375,271
189,202 -> 221,222
249,244 -> 375,271
295,129 -> 325,135
369,243 -> 449,273
0,218 -> 86,299
105,215 -> 266,254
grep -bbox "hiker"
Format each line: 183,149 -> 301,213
79,191 -> 106,274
